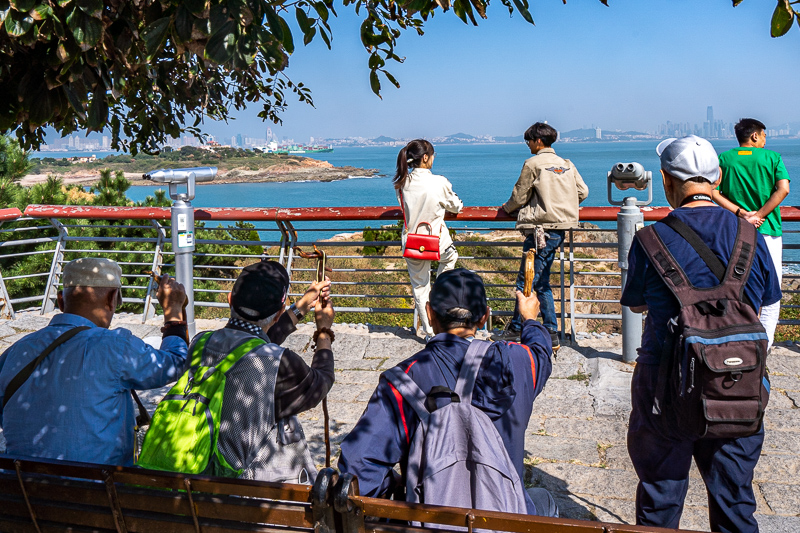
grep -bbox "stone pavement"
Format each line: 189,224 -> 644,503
1,310 -> 799,532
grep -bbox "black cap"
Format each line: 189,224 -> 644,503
429,269 -> 487,322
230,261 -> 290,321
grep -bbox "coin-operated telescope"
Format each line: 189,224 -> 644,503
607,162 -> 652,363
607,162 -> 652,206
142,167 -> 217,338
142,166 -> 216,202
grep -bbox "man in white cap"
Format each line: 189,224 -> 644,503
0,258 -> 189,466
620,136 -> 781,532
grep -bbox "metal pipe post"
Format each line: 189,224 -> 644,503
617,197 -> 643,363
171,198 -> 196,338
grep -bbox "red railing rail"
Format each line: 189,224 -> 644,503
0,208 -> 22,222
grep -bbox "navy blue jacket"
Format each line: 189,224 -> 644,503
337,319 -> 552,502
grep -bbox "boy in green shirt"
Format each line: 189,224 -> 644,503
712,118 -> 790,348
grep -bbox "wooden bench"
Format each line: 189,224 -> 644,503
0,457 -> 690,533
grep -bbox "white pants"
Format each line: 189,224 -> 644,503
760,235 -> 783,350
405,245 -> 459,336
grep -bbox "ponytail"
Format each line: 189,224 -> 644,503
393,139 -> 435,191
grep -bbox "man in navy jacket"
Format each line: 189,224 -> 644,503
338,269 -> 555,515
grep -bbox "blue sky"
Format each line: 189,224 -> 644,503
53,0 -> 800,144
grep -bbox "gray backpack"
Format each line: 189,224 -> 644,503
383,340 -> 528,519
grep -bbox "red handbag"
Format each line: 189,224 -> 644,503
399,191 -> 441,261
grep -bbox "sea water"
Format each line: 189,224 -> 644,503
121,140 -> 800,267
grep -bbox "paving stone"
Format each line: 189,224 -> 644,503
111,323 -> 160,339
604,444 -> 634,470
0,323 -> 16,338
365,337 -> 420,361
325,383 -> 372,403
544,417 -> 628,445
590,497 -> 637,526
530,462 -> 638,500
549,493 -> 597,521
754,455 -> 800,480
333,370 -> 382,386
755,514 -> 800,532
0,331 -> 32,345
785,390 -> 800,407
761,430 -> 800,455
678,506 -> 713,532
335,358 -> 386,371
549,349 -> 583,379
332,334 -> 370,361
771,374 -> 800,391
760,483 -> 800,516
282,332 -> 312,354
524,434 -> 601,465
532,379 -> 594,419
769,355 -> 800,377
768,391 -> 797,410
7,315 -> 50,332
764,409 -> 800,432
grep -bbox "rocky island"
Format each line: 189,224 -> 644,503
22,146 -> 380,187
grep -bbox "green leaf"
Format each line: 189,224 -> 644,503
174,5 -> 193,42
368,53 -> 384,69
63,83 -> 87,120
511,0 -> 534,25
184,0 -> 205,16
771,0 -> 794,37
732,0 -> 744,6
9,0 -> 34,12
296,7 -> 312,34
75,0 -> 101,17
141,17 -> 171,58
313,2 -> 329,22
209,4 -> 229,34
5,10 -> 32,36
0,0 -> 11,25
66,7 -> 102,50
204,19 -> 236,64
303,25 -> 316,45
384,70 -> 399,88
29,88 -> 54,126
30,3 -> 52,20
264,6 -> 283,42
87,89 -> 108,131
278,16 -> 294,53
369,69 -> 381,96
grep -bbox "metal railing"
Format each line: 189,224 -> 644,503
2,205 -> 799,340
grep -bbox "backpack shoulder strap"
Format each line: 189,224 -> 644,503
726,218 -> 757,303
3,326 -> 90,408
382,366 -> 430,423
454,340 -> 493,404
661,216 -> 726,281
634,224 -> 693,307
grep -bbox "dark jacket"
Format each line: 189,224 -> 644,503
337,319 -> 552,501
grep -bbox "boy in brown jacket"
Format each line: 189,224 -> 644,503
501,122 -> 589,346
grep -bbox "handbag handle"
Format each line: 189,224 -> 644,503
412,222 -> 435,235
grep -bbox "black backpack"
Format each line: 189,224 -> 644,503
636,216 -> 770,439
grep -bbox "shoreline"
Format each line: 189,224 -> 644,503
20,163 -> 381,188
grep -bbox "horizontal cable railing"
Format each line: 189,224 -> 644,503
1,205 -> 797,339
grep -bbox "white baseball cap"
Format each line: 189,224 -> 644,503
656,135 -> 719,184
62,258 -> 123,306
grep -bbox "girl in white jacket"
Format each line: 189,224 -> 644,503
394,140 -> 464,339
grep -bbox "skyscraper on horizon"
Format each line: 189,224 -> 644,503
707,106 -> 714,123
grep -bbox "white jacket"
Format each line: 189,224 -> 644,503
397,168 -> 463,252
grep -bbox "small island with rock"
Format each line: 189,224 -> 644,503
22,146 -> 380,187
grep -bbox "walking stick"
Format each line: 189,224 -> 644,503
523,250 -> 535,297
293,245 -> 332,467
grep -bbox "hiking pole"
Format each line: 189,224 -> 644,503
523,250 -> 535,297
293,245 -> 332,467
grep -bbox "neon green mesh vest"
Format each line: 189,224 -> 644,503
137,332 -> 265,476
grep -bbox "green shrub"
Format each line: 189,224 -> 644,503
362,221 -> 402,255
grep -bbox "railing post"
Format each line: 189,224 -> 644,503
143,220 -> 166,323
559,234 -> 566,344
617,198 -> 643,363
0,266 -> 15,320
569,229 -> 575,342
40,219 -> 67,315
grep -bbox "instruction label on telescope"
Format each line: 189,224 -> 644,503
178,231 -> 194,248
177,214 -> 188,231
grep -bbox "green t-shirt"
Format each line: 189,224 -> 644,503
718,147 -> 790,236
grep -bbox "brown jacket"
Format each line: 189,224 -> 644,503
502,148 -> 589,231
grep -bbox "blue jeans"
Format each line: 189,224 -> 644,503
510,229 -> 564,332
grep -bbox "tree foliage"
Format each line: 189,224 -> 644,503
0,0 -> 612,155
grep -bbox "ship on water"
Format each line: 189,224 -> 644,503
260,141 -> 333,154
